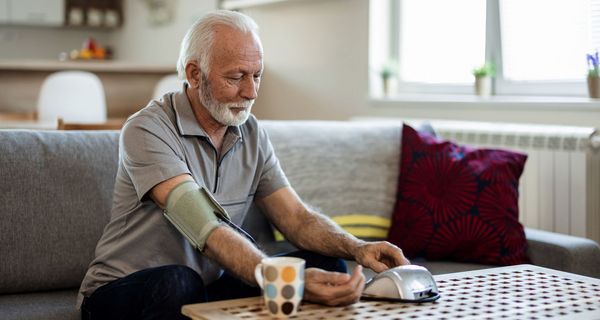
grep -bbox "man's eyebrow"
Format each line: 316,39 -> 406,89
224,67 -> 263,74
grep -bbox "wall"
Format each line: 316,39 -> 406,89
110,0 -> 217,64
243,0 -> 370,121
369,99 -> 600,128
0,25 -> 111,60
243,0 -> 600,129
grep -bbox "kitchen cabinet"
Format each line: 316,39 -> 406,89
9,0 -> 64,26
0,0 -> 123,28
66,0 -> 123,28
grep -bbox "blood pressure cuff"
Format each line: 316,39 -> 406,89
164,180 -> 231,251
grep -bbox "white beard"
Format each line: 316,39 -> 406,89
200,75 -> 254,126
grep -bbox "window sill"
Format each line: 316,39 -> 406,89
370,94 -> 600,111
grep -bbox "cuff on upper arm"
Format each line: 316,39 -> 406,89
164,181 -> 226,251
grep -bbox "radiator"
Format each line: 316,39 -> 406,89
405,119 -> 600,244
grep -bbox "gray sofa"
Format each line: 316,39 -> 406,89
1,120 -> 599,320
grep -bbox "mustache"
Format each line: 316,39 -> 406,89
222,99 -> 255,109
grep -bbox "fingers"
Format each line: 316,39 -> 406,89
304,266 -> 366,306
369,260 -> 389,273
358,242 -> 411,272
384,243 -> 410,266
328,265 -> 365,306
305,267 -> 350,285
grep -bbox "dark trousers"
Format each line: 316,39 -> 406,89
81,251 -> 347,320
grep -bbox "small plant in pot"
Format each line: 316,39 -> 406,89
381,60 -> 398,96
472,62 -> 496,97
587,50 -> 600,99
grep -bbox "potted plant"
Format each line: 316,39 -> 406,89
472,62 -> 496,97
587,50 -> 599,99
381,60 -> 398,96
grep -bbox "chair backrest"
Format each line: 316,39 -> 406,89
37,71 -> 107,123
153,74 -> 182,99
57,118 -> 124,130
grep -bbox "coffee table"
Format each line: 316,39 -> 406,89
182,264 -> 600,319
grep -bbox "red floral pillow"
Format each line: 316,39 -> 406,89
387,124 -> 529,265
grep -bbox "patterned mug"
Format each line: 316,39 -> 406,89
254,257 -> 305,318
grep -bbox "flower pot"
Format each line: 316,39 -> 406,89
382,76 -> 398,97
588,75 -> 600,99
383,76 -> 392,96
475,76 -> 492,97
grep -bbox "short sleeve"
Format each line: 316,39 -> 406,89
255,125 -> 290,199
120,115 -> 191,200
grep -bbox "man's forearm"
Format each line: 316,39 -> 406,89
285,209 -> 366,260
203,225 -> 266,284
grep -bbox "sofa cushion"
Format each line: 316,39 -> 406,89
259,121 -> 401,240
0,131 -> 119,294
387,124 -> 529,265
0,289 -> 79,320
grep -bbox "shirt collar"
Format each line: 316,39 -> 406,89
172,82 -> 243,142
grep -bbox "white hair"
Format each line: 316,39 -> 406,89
176,10 -> 260,80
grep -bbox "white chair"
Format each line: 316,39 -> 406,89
153,74 -> 182,99
37,71 -> 107,123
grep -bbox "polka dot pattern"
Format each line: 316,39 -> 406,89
268,300 -> 278,314
282,266 -> 296,282
265,266 -> 278,282
266,284 -> 277,299
281,285 -> 295,299
258,258 -> 305,317
282,302 -> 294,315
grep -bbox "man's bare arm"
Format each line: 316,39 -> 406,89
257,187 -> 409,272
256,186 -> 362,259
150,174 -> 265,284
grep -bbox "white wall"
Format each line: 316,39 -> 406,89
1,0 -> 598,128
0,25 -> 111,60
244,0 -> 600,128
244,0 -> 371,121
110,0 -> 217,64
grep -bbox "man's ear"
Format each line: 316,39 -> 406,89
185,61 -> 201,88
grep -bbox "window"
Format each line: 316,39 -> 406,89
399,0 -> 486,84
385,0 -> 600,97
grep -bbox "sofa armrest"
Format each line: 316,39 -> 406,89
525,228 -> 600,278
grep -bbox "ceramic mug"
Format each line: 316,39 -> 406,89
254,257 -> 305,318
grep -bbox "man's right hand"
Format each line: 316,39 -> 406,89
303,265 -> 365,306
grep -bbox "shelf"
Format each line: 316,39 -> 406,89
220,0 -> 305,10
0,59 -> 176,73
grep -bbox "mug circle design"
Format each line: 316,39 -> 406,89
281,266 -> 296,282
266,284 -> 278,299
265,266 -> 278,282
268,300 -> 278,314
281,302 -> 295,315
281,285 -> 295,299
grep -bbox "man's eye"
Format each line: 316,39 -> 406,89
254,74 -> 262,79
229,76 -> 242,81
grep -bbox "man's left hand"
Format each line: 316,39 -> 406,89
354,241 -> 410,273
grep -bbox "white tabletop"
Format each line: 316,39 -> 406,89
183,264 -> 600,320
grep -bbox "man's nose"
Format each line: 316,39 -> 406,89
240,77 -> 258,100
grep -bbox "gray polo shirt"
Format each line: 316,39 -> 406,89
77,84 -> 289,307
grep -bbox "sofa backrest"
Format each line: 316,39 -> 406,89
0,131 -> 119,294
243,121 -> 401,251
0,121 -> 403,293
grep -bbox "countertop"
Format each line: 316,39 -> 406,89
0,59 -> 176,73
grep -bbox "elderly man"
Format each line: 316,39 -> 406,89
78,10 -> 409,320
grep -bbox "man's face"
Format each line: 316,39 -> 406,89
199,26 -> 263,126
